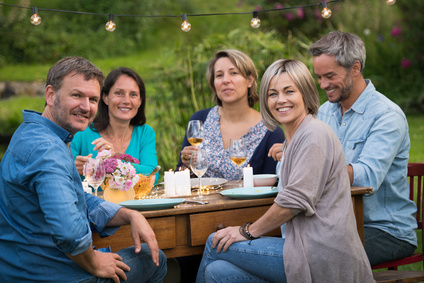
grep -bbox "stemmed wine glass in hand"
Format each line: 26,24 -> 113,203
83,158 -> 106,196
190,149 -> 208,200
229,139 -> 247,187
187,120 -> 204,146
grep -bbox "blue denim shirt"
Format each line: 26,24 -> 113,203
0,110 -> 122,282
317,80 -> 417,247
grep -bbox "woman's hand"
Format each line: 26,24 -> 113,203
75,154 -> 92,175
212,226 -> 246,253
180,145 -> 199,167
92,138 -> 114,154
268,143 -> 284,161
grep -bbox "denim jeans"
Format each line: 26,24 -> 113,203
196,234 -> 286,283
364,227 -> 416,265
79,245 -> 167,283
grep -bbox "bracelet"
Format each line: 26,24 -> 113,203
239,222 -> 259,240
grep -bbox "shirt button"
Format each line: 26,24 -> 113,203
342,123 -> 346,126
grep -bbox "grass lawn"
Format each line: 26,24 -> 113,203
408,115 -> 424,163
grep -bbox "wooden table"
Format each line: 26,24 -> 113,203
93,186 -> 372,258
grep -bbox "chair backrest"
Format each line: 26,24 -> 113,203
408,162 -> 424,270
408,163 -> 424,232
371,163 -> 424,273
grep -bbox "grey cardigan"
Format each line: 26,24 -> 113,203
275,115 -> 374,283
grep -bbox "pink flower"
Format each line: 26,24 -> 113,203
255,5 -> 262,11
297,8 -> 304,19
285,12 -> 294,21
391,27 -> 402,37
274,3 -> 283,9
401,58 -> 412,69
95,151 -> 140,191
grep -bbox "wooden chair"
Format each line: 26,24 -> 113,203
373,163 -> 424,283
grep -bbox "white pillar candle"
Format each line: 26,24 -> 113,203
174,171 -> 185,196
243,166 -> 254,188
183,169 -> 191,196
164,171 -> 176,197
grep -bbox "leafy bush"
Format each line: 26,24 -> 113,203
0,0 -> 193,64
256,0 -> 424,112
0,96 -> 45,134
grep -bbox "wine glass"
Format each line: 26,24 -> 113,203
187,120 -> 204,146
229,139 -> 247,187
190,149 -> 208,200
83,158 -> 106,197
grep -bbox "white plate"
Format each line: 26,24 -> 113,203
190,177 -> 227,188
220,187 -> 277,200
119,198 -> 185,211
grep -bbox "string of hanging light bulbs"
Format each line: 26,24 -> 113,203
1,0 -> 396,33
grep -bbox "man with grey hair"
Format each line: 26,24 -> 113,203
0,56 -> 166,282
310,31 -> 417,265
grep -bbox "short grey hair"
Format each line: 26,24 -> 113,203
308,31 -> 366,72
260,59 -> 319,131
46,56 -> 104,91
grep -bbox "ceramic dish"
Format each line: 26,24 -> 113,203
190,177 -> 227,188
119,198 -> 185,211
253,174 -> 277,187
220,187 -> 277,200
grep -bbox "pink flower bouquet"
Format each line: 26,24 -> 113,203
97,150 -> 140,191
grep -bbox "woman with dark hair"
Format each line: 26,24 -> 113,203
71,67 -> 159,182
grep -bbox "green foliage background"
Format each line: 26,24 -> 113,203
1,0 -> 423,179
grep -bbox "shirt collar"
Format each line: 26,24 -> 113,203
349,79 -> 375,115
22,110 -> 74,143
328,79 -> 375,116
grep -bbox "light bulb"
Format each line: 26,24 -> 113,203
30,7 -> 41,26
105,14 -> 116,32
386,0 -> 396,5
181,14 -> 191,32
321,2 -> 332,19
250,11 -> 260,28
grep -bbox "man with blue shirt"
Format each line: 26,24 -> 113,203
0,56 -> 166,282
309,31 -> 417,265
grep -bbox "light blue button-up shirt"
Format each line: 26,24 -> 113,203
0,110 -> 122,282
317,80 -> 417,247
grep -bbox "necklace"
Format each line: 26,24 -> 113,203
103,126 -> 131,154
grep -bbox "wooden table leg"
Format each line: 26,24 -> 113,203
351,195 -> 365,246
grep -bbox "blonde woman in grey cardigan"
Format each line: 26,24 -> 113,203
196,59 -> 374,283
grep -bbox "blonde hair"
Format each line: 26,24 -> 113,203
207,49 -> 258,107
260,59 -> 319,130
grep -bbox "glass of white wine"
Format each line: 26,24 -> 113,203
83,158 -> 106,197
229,139 -> 247,187
190,149 -> 208,200
187,120 -> 204,146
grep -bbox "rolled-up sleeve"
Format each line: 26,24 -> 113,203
86,194 -> 122,237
